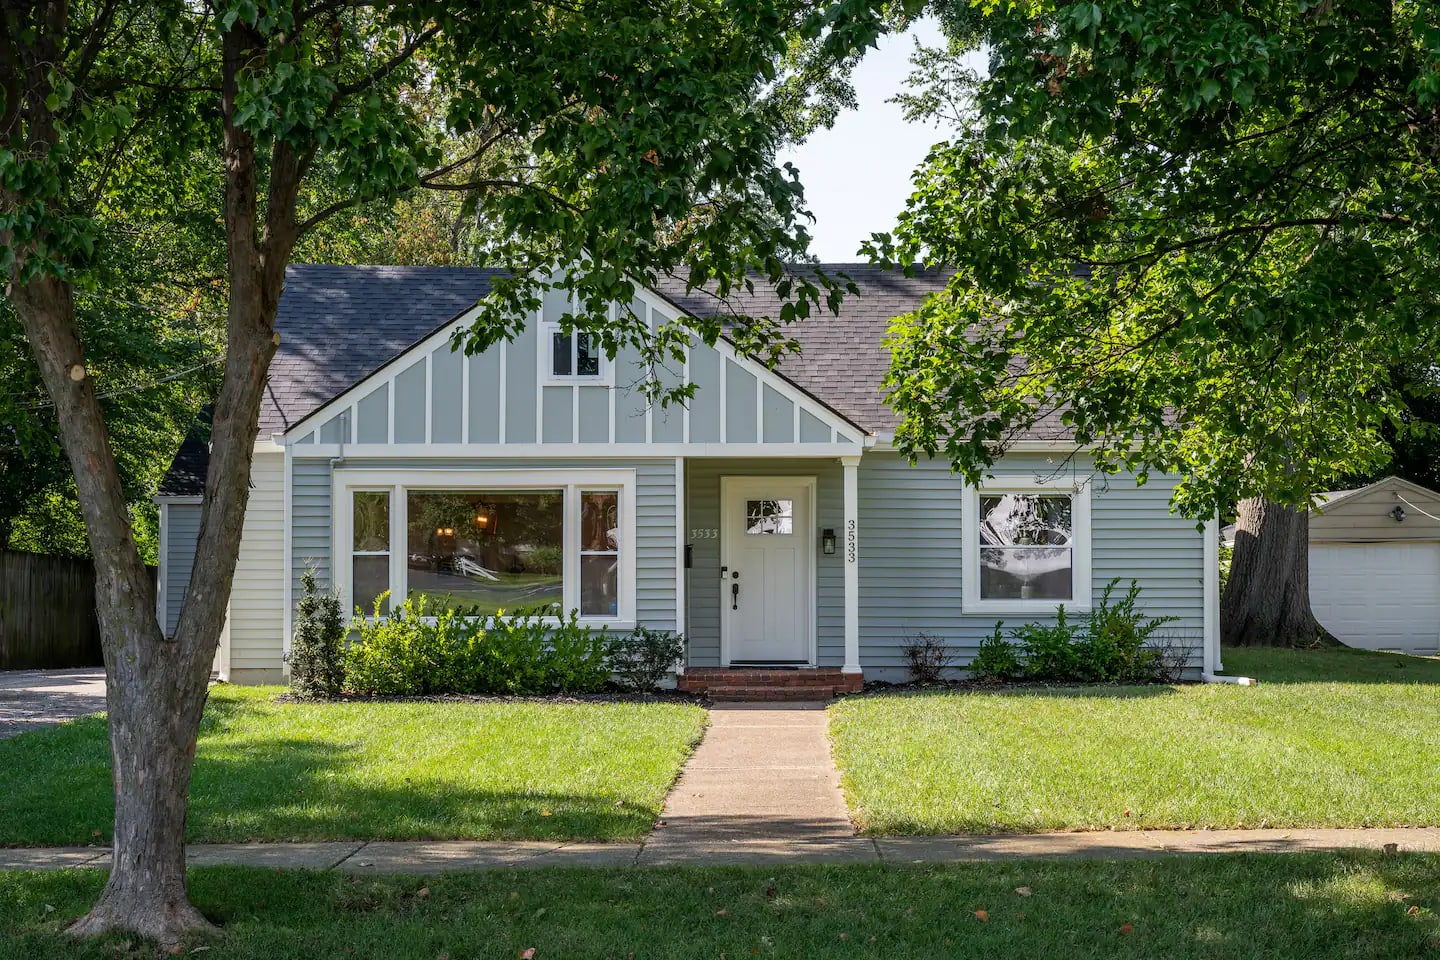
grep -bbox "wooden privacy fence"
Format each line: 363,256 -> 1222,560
0,550 -> 153,670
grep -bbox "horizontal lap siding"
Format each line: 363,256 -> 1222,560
291,457 -> 676,637
163,505 -> 202,636
857,452 -> 1204,680
230,452 -> 286,678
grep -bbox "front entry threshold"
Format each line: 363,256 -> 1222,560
677,667 -> 863,701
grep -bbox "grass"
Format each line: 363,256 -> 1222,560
830,646 -> 1440,835
0,686 -> 705,846
2,854 -> 1438,958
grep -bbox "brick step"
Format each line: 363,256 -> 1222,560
703,685 -> 838,702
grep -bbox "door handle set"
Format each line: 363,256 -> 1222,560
730,569 -> 740,610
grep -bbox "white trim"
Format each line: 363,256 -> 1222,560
282,442 -> 295,656
460,343 -> 470,443
674,456 -> 687,673
331,467 -> 638,627
156,500 -> 169,633
497,338 -> 508,444
386,376 -> 395,444
718,355 -> 728,443
960,476 -> 1093,615
1203,515 -> 1220,674
537,305 -> 616,389
841,455 -> 861,674
291,442 -> 864,460
718,474 -> 818,667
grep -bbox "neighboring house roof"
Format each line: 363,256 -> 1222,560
157,407 -> 211,498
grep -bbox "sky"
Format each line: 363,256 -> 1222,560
777,18 -> 949,263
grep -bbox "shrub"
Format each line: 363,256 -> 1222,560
970,624 -> 1022,682
901,632 -> 955,684
1082,579 -> 1179,682
610,627 -> 685,692
344,599 -> 614,696
286,570 -> 347,699
524,545 -> 564,575
1013,606 -> 1081,681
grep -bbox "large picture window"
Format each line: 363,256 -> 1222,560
341,470 -> 635,622
406,490 -> 565,614
962,481 -> 1091,613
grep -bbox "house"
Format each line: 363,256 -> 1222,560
1304,476 -> 1440,655
155,264 -> 1221,692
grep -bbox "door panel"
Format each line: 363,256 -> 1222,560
722,479 -> 813,663
1310,542 -> 1440,654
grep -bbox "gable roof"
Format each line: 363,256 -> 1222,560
258,263 -> 954,439
1314,475 -> 1440,514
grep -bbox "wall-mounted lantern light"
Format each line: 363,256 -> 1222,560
822,528 -> 837,555
1390,504 -> 1407,523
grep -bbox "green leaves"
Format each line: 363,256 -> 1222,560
875,0 -> 1440,518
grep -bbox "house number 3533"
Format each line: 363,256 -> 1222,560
845,520 -> 857,562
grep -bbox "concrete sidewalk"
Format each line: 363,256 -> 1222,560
5,828 -> 1440,873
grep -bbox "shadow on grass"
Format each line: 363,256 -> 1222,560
3,852 -> 1438,959
1220,646 -> 1440,685
2,728 -> 660,846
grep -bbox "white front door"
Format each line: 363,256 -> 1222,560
720,477 -> 814,664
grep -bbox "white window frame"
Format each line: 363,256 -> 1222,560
538,300 -> 614,386
961,477 -> 1092,615
333,468 -> 638,627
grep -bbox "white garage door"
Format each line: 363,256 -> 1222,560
1310,543 -> 1440,654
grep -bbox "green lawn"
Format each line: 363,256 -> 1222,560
3,854 -> 1438,959
830,646 -> 1440,835
0,687 -> 705,846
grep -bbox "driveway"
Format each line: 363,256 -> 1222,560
0,668 -> 106,739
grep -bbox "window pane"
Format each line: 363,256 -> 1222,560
576,332 -> 600,376
746,499 -> 793,535
978,494 -> 1073,547
551,331 -> 572,376
406,490 -> 564,615
979,546 -> 1073,600
580,555 -> 619,616
353,555 -> 391,615
580,491 -> 619,551
353,491 -> 390,551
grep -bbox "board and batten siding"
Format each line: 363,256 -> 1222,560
684,458 -> 846,668
855,452 -> 1205,680
292,287 -> 861,452
162,503 -> 202,637
292,457 -> 678,632
227,451 -> 287,684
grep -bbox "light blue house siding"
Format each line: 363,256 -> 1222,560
854,451 -> 1205,679
291,457 -> 679,631
162,503 -> 202,637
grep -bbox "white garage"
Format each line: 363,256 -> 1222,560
1308,476 -> 1440,655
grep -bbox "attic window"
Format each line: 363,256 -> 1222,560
551,329 -> 601,378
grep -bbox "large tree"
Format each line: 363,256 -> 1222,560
872,0 -> 1440,645
1,0 -> 905,943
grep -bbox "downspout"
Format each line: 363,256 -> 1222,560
1201,514 -> 1256,685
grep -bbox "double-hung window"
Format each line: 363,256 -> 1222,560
961,480 -> 1091,613
340,470 -> 635,623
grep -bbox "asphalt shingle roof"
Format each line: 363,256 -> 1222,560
162,262 -> 1068,495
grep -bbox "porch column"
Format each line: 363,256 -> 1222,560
841,455 -> 861,676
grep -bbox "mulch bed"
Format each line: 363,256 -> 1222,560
270,688 -> 707,706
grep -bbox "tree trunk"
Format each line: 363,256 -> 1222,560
1221,496 -> 1337,647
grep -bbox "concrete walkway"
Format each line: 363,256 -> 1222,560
0,668 -> 106,739
6,828 -> 1440,873
643,703 -> 856,865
